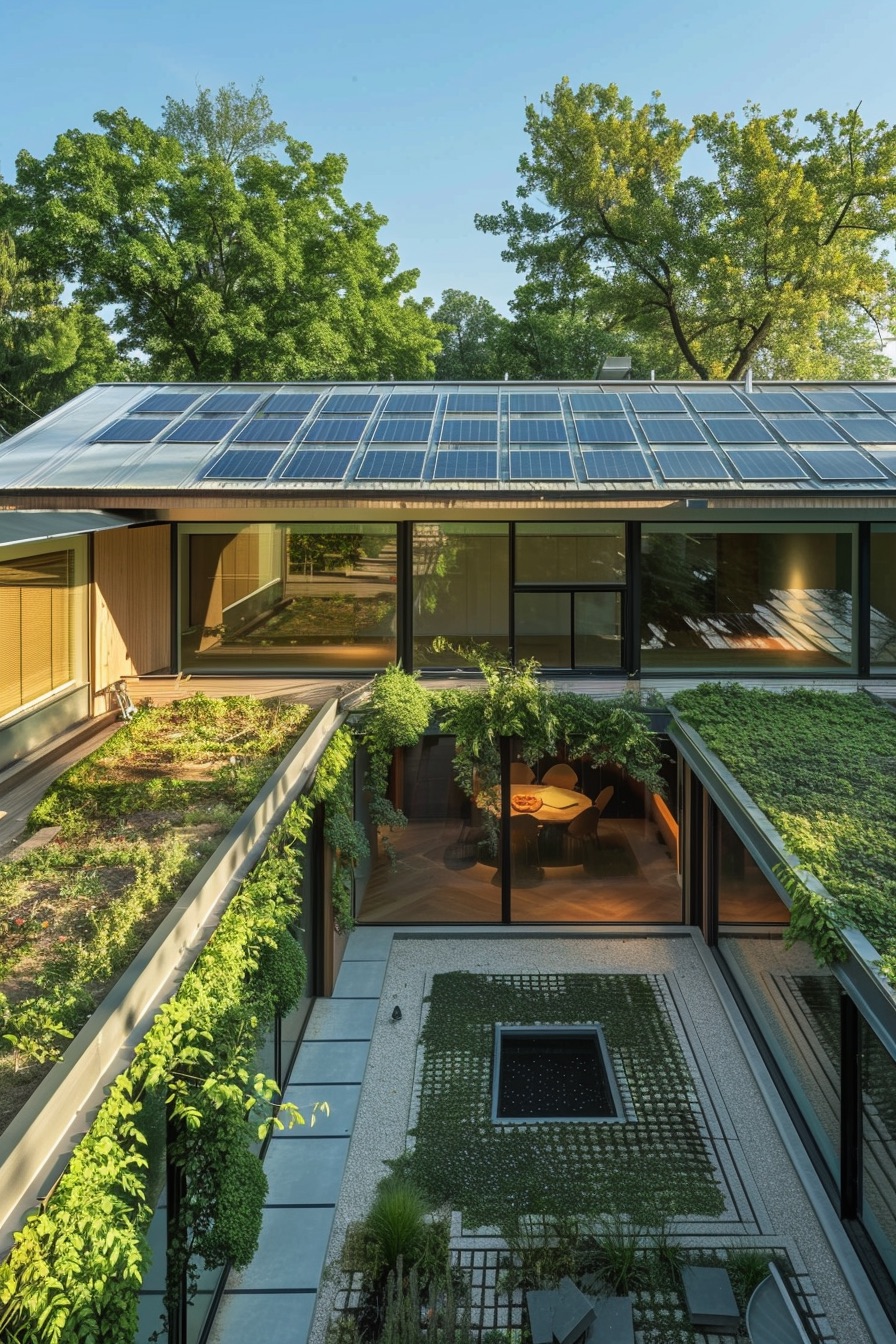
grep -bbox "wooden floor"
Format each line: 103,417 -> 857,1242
358,817 -> 683,923
124,673 -> 362,710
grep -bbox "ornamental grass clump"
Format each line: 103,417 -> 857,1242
365,1176 -> 429,1274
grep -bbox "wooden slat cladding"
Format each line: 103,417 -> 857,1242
93,526 -> 171,704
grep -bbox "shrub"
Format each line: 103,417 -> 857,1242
365,1177 -> 429,1273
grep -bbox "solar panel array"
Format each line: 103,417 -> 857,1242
5,380 -> 896,493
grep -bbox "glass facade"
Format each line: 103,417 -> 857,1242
514,523 -> 625,584
871,526 -> 896,670
641,526 -> 856,672
0,541 -> 84,719
180,524 -> 397,672
413,524 -> 509,668
862,1020 -> 896,1280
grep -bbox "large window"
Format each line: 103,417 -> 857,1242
641,526 -> 856,672
180,524 -> 397,672
0,543 -> 83,719
514,523 -> 625,669
871,526 -> 896,671
413,524 -> 509,668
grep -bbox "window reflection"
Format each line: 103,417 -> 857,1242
641,527 -> 855,671
871,526 -> 896,670
181,524 -> 397,671
413,524 -> 509,667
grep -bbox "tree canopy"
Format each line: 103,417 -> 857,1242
4,82 -> 440,386
476,82 -> 896,380
0,232 -> 128,433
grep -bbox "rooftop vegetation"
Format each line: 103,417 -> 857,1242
672,684 -> 896,985
0,693 -> 310,1132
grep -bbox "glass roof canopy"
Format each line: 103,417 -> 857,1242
2,380 -> 896,495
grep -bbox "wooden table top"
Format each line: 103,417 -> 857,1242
507,783 -> 592,824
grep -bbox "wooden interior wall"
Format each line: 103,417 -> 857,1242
93,525 -> 171,711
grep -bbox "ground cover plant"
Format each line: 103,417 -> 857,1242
672,685 -> 896,983
402,972 -> 724,1231
0,693 -> 310,1133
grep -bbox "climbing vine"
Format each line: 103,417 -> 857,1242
0,727 -> 353,1344
360,645 -> 665,845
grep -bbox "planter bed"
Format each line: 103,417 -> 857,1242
0,693 -> 310,1134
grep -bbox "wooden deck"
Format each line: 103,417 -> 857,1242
123,673 -> 364,710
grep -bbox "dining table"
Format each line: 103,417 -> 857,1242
506,783 -> 592,825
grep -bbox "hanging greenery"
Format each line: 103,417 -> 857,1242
0,723 -> 355,1344
360,645 -> 665,844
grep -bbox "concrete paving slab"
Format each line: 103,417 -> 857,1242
289,1040 -> 370,1085
230,1207 -> 333,1291
332,960 -> 387,998
209,1291 -> 316,1344
280,1085 -> 360,1137
341,928 -> 393,960
303,999 -> 378,1041
264,1137 -> 350,1205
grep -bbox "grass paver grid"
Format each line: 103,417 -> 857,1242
405,972 -> 725,1231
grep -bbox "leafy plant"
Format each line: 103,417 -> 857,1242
592,1215 -> 647,1295
673,685 -> 896,981
0,713 -> 363,1341
726,1245 -> 773,1305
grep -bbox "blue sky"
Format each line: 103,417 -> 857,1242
3,0 -> 896,313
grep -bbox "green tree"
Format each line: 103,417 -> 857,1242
10,84 -> 440,382
432,289 -> 509,379
476,81 -> 896,380
0,230 -> 129,433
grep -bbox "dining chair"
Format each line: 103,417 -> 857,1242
509,813 -> 543,885
594,785 -> 615,816
509,761 -> 535,784
564,804 -> 602,870
541,762 -> 578,790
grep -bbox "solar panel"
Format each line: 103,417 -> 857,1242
371,418 -> 432,443
93,417 -> 172,442
682,391 -> 746,413
384,394 -> 438,414
833,417 -> 896,443
569,393 -> 623,412
164,416 -> 241,442
640,418 -> 706,444
260,392 -> 319,414
322,393 -> 379,415
133,391 -> 200,414
234,417 -> 305,443
767,417 -> 846,443
280,450 -> 354,479
575,418 -> 637,443
509,450 -> 574,479
200,392 -> 259,413
581,450 -> 652,480
303,418 -> 368,443
864,392 -> 896,413
446,393 -> 499,413
803,391 -> 869,413
439,419 -> 498,443
654,449 -> 731,480
433,451 -> 498,480
508,393 -> 562,413
356,450 -> 426,479
704,417 -> 775,444
866,448 -> 896,470
627,393 -> 683,412
745,392 -> 808,412
202,449 -> 283,479
795,449 -> 887,480
726,449 -> 808,479
509,420 -> 566,443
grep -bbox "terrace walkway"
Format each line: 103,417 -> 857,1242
207,928 -> 895,1344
